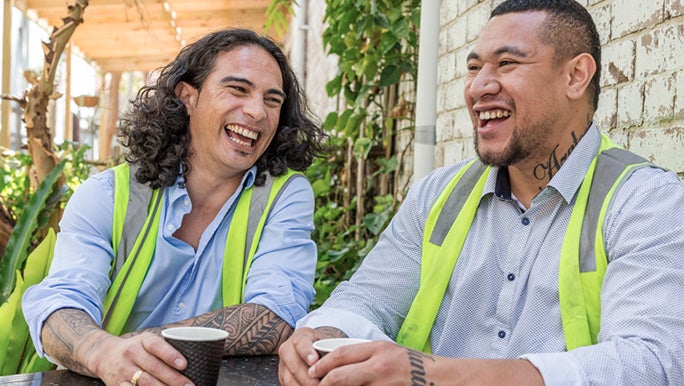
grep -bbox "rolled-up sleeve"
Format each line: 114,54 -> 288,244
22,171 -> 116,357
242,175 -> 317,327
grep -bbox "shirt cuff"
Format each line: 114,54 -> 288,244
296,307 -> 393,342
520,352 -> 584,386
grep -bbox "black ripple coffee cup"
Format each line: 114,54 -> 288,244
162,327 -> 228,386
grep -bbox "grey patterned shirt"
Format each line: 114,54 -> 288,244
299,125 -> 684,385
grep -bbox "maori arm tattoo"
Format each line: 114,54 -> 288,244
42,308 -> 110,377
407,348 -> 436,386
129,303 -> 293,355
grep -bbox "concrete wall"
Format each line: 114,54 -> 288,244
437,0 -> 684,177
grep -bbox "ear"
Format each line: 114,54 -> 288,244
565,53 -> 596,102
175,81 -> 198,113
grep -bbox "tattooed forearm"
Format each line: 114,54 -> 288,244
407,348 -> 436,386
132,303 -> 292,355
42,308 -> 108,377
533,131 -> 580,182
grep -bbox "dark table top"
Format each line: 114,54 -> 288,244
0,355 -> 280,385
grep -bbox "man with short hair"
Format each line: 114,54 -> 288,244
277,1 -> 684,384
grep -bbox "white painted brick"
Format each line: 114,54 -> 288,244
611,0 -> 664,38
441,139 -> 474,166
616,82 -> 644,127
437,53 -> 457,97
442,78 -> 465,112
676,71 -> 684,119
455,45 -> 474,79
589,3 -> 613,44
601,39 -> 635,87
466,3 -> 490,43
446,16 -> 468,52
434,143 -> 445,168
603,128 -> 630,149
459,0 -> 481,15
666,0 -> 684,17
453,106 -> 473,141
436,110 -> 458,142
440,0 -> 459,26
595,87 -> 618,130
644,74 -> 675,122
635,22 -> 684,78
628,126 -> 684,171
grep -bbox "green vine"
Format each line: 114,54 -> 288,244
307,0 -> 421,307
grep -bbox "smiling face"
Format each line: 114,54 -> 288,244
176,45 -> 285,180
465,11 -> 570,168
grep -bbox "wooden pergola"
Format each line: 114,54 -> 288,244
2,0 -> 278,158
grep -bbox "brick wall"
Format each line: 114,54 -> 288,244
438,0 -> 684,177
289,0 -> 684,181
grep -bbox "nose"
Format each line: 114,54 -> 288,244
242,95 -> 267,122
466,64 -> 501,102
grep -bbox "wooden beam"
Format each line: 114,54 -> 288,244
1,0 -> 12,148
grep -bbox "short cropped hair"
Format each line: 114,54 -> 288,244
492,0 -> 601,111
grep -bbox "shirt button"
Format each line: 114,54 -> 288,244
507,273 -> 515,281
521,217 -> 530,225
498,330 -> 506,339
183,199 -> 190,207
178,303 -> 185,309
167,224 -> 174,231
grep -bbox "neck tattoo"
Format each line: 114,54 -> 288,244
533,131 -> 580,182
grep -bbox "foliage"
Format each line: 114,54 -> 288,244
306,0 -> 421,307
0,160 -> 66,304
1,142 -> 95,218
264,0 -> 296,36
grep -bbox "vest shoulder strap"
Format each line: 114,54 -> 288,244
112,163 -> 154,279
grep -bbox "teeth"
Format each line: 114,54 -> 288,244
478,110 -> 510,120
225,124 -> 258,140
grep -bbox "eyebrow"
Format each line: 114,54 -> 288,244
467,45 -> 529,61
221,75 -> 286,99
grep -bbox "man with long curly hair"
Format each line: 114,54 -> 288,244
24,28 -> 327,385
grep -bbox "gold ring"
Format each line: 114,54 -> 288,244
131,369 -> 144,385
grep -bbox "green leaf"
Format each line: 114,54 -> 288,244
0,160 -> 66,304
379,65 -> 401,87
353,137 -> 372,160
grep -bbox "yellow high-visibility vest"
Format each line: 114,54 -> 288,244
397,135 -> 651,352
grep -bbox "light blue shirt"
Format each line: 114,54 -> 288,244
298,125 -> 684,385
24,165 -> 317,357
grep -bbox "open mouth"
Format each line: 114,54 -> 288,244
225,124 -> 259,147
478,109 -> 511,128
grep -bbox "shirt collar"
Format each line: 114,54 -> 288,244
482,123 -> 601,205
166,165 -> 258,201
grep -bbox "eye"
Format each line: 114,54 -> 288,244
467,62 -> 481,72
265,96 -> 284,108
499,60 -> 515,67
229,85 -> 248,94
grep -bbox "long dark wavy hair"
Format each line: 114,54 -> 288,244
118,28 -> 328,188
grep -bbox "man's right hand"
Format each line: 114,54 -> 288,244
278,326 -> 347,386
41,308 -> 191,386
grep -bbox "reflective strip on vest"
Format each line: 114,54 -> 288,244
397,134 -> 650,352
102,164 -> 302,335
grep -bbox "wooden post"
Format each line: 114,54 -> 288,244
1,0 -> 13,148
64,44 -> 72,142
99,71 -> 120,160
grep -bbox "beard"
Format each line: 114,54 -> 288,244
474,125 -> 530,167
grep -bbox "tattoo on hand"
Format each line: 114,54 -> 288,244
406,348 -> 435,386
